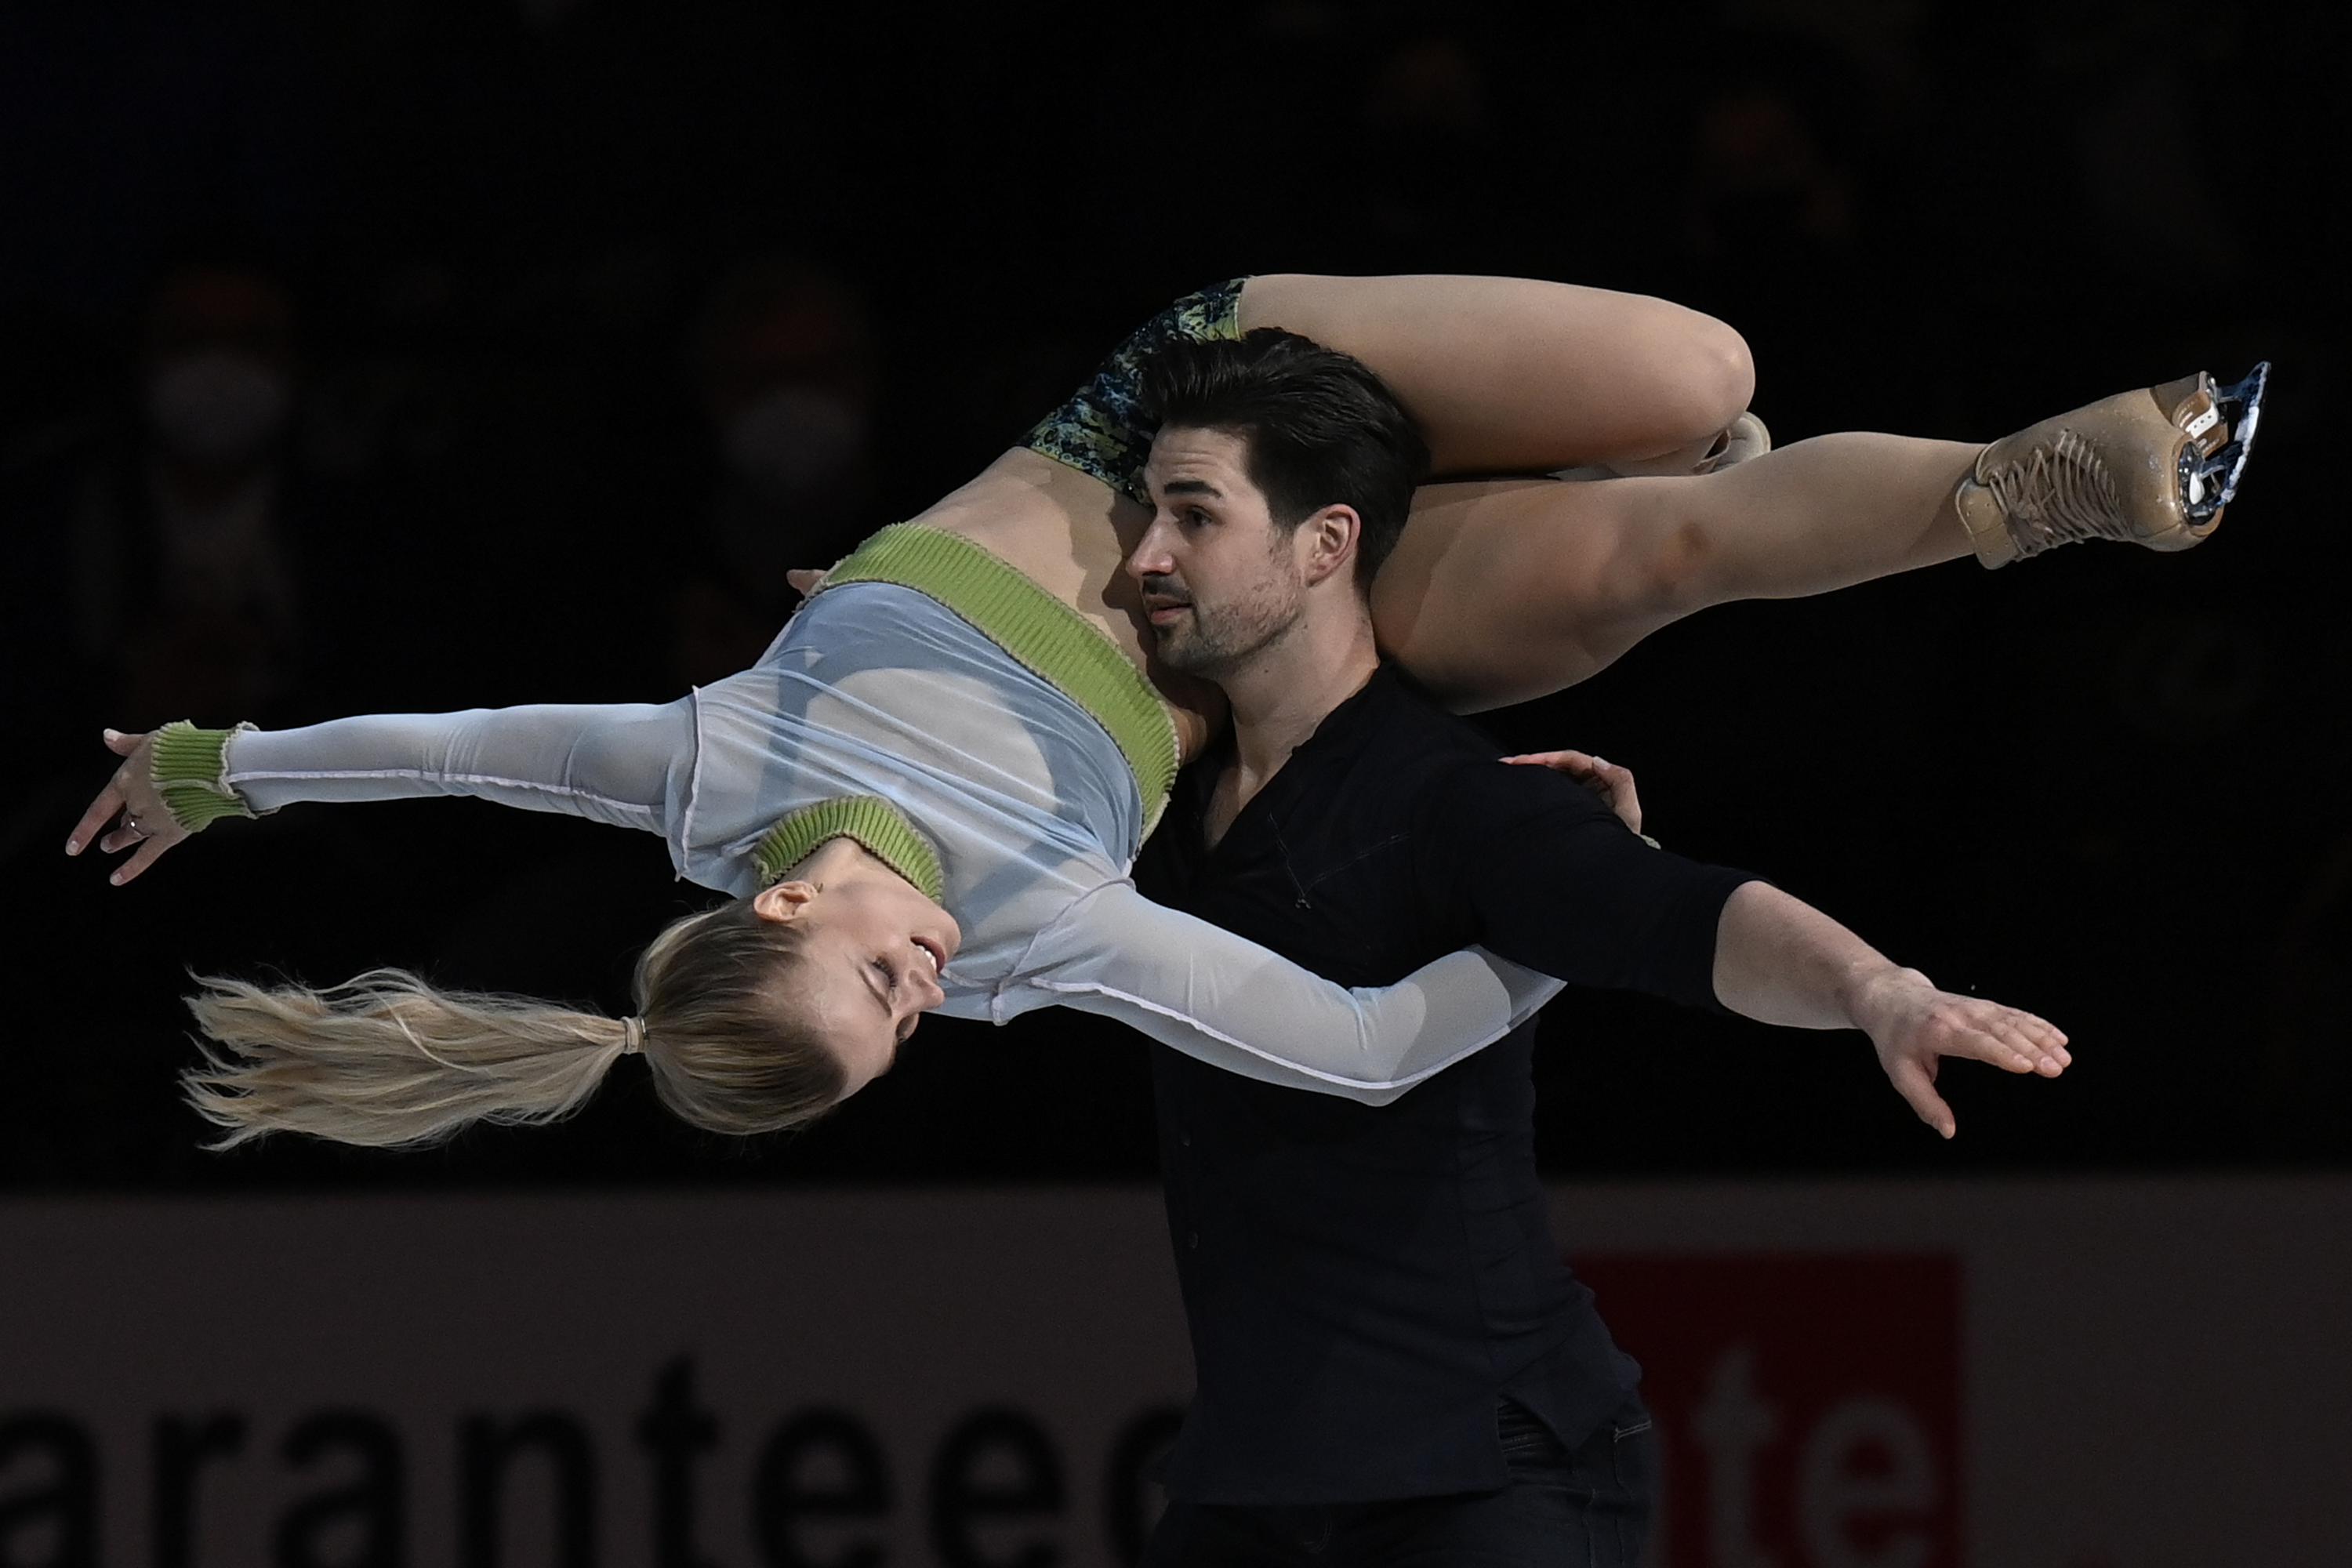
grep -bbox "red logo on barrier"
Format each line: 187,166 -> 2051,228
1573,1254 -> 1960,1568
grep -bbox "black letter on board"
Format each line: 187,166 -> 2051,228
0,1414 -> 98,1568
461,1412 -> 596,1568
751,1406 -> 890,1568
154,1414 -> 248,1568
274,1411 -> 403,1568
928,1408 -> 1063,1568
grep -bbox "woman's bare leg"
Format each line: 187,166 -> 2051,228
1236,274 -> 1983,710
1250,274 -> 2263,710
1238,274 -> 1754,474
1374,434 -> 1981,710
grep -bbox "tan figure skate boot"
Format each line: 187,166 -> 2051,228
1955,361 -> 2268,568
1552,410 -> 1773,481
1696,410 -> 1771,474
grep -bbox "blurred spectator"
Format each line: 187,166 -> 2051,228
1666,32 -> 1930,434
1351,33 -> 1505,267
2265,820 -> 2352,1152
58,260 -> 336,726
2056,9 -> 2241,278
666,256 -> 881,685
0,3 -> 331,322
1681,73 -> 1857,267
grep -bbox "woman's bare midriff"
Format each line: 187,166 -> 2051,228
905,448 -> 1223,762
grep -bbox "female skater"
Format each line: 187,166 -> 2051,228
65,274 -> 2259,1146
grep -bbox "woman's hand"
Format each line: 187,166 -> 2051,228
1501,748 -> 1642,834
64,728 -> 189,885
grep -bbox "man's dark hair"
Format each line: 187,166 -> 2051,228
1138,328 -> 1430,588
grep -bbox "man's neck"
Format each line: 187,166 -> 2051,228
1218,606 -> 1380,792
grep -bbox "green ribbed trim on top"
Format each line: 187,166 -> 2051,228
752,795 -> 946,903
814,523 -> 1179,830
150,720 -> 260,833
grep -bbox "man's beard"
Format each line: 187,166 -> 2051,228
1152,576 -> 1305,677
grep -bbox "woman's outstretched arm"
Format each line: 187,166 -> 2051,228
1018,866 -> 2066,1133
1013,757 -> 2073,1130
1007,879 -> 1565,1103
67,699 -> 695,884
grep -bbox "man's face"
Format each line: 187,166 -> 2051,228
1129,426 -> 1308,677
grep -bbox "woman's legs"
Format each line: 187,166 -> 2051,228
1372,434 -> 1983,710
1237,274 -> 1755,474
1243,274 -> 2262,713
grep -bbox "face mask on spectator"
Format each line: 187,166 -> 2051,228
146,350 -> 292,465
721,386 -> 867,508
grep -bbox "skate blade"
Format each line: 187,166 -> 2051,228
2181,360 -> 2269,522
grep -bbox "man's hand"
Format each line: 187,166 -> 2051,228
786,568 -> 829,598
1846,966 -> 2072,1139
1501,749 -> 1641,834
64,728 -> 189,885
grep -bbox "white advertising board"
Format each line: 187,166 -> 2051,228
2,1178 -> 2345,1566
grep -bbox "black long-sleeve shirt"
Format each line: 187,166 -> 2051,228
1135,664 -> 1759,1504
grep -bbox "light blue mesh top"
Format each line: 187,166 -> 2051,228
221,585 -> 1560,1102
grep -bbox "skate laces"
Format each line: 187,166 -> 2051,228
1986,429 -> 2132,553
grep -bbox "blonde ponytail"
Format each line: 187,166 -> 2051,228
183,895 -> 848,1150
183,968 -> 633,1149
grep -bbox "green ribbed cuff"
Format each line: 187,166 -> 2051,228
150,720 -> 259,833
753,796 -> 946,902
816,524 -> 1178,833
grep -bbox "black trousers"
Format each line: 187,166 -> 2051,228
1142,1399 -> 1655,1567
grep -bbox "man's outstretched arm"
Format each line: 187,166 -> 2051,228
1428,757 -> 2069,1139
1710,880 -> 2070,1138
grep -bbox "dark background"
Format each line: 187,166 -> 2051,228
3,0 -> 2343,1190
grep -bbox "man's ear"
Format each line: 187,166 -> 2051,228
1298,504 -> 1361,588
752,880 -> 818,924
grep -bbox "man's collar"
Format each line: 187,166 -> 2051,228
1210,662 -> 1399,784
1290,662 -> 1404,757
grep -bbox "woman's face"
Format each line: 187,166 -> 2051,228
758,873 -> 962,1097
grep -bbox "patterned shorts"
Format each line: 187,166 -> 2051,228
1022,278 -> 1247,505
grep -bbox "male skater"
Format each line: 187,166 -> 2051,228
1123,329 -> 2067,1563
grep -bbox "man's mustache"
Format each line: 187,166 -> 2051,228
1139,575 -> 1192,608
